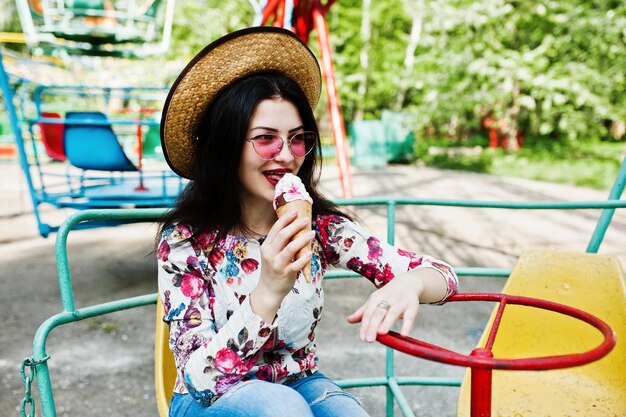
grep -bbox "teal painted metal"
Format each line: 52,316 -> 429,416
389,378 -> 417,417
0,51 -> 50,236
455,267 -> 511,277
336,376 -> 462,388
334,197 -> 626,209
587,157 -> 626,253
54,208 -> 164,312
31,294 -> 157,417
24,175 -> 626,417
386,201 -> 396,417
337,376 -> 388,388
396,376 -> 462,387
328,268 -> 511,279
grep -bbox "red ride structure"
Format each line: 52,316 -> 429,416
377,292 -> 617,417
256,0 -> 353,197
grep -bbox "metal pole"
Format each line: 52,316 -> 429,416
312,4 -> 353,198
0,52 -> 51,236
470,348 -> 493,417
586,156 -> 626,253
385,201 -> 396,416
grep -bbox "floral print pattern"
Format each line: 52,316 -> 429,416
158,215 -> 458,406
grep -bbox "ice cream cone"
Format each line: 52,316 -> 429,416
276,199 -> 312,282
273,173 -> 314,282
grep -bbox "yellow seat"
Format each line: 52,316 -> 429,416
155,297 -> 177,417
457,250 -> 626,416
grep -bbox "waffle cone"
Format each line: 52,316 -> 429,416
276,200 -> 312,282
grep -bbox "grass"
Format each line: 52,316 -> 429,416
414,135 -> 625,190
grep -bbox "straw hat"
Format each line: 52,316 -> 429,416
160,26 -> 322,179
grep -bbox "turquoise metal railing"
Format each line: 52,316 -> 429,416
21,167 -> 626,417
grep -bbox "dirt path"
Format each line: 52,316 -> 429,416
1,161 -> 624,416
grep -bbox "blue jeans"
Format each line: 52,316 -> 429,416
169,371 -> 370,417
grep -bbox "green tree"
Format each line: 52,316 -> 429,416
328,0 -> 626,146
0,0 -> 20,33
167,0 -> 254,60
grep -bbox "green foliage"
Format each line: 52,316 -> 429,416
330,0 -> 415,120
0,0 -> 21,33
417,136 -> 624,190
4,0 -> 624,149
489,136 -> 624,189
422,151 -> 493,172
166,1 -> 254,60
328,1 -> 626,143
414,136 -> 492,172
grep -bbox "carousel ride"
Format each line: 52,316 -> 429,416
2,0 -> 182,237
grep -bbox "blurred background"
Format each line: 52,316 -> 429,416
1,0 -> 625,191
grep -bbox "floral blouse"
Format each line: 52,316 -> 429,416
157,214 -> 458,406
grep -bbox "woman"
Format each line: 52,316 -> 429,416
157,26 -> 458,417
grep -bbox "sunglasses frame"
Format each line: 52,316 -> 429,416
245,131 -> 318,160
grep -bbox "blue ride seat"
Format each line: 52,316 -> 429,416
64,111 -> 138,172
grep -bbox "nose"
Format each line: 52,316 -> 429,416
273,137 -> 294,163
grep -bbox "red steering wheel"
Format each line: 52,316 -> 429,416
376,292 -> 616,417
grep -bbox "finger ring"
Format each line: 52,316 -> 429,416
376,300 -> 391,311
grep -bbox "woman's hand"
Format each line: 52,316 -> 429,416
346,268 -> 447,342
250,211 -> 314,322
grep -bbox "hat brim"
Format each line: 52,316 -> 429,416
161,26 -> 322,179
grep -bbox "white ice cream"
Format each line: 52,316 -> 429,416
273,173 -> 313,210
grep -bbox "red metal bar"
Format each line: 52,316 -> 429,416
379,292 -> 617,417
377,330 -> 461,356
489,128 -> 498,148
262,0 -> 282,25
296,0 -> 306,29
136,122 -> 143,170
134,121 -> 148,191
377,292 -> 616,371
291,0 -> 300,33
470,348 -> 493,417
312,3 -> 353,197
484,298 -> 507,351
294,0 -> 314,41
276,0 -> 286,28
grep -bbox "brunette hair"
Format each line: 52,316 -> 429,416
158,72 -> 348,240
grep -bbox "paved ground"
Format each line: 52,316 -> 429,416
1,160 -> 624,417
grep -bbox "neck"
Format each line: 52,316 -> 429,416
237,203 -> 276,238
